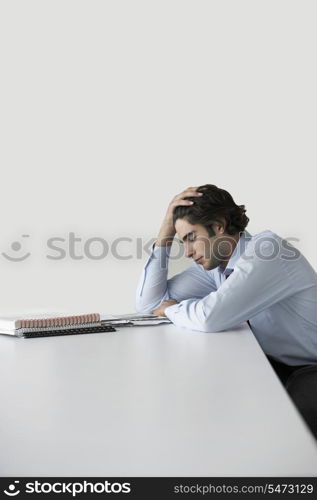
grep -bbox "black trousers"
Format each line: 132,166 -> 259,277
267,355 -> 317,439
266,356 -> 308,386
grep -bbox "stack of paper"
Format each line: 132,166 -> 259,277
100,313 -> 171,327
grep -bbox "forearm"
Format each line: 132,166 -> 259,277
135,186 -> 204,313
135,243 -> 172,313
164,238 -> 296,332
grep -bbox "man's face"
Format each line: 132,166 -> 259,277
175,218 -> 234,271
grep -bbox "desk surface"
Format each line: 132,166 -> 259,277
1,323 -> 317,476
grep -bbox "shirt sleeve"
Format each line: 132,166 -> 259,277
135,243 -> 217,314
165,239 -> 300,332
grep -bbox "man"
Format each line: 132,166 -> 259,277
135,185 -> 317,435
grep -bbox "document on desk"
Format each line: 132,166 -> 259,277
100,313 -> 171,327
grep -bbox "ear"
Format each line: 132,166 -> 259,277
214,219 -> 226,235
216,223 -> 225,236
209,222 -> 225,236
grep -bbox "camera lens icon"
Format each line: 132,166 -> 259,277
4,481 -> 20,496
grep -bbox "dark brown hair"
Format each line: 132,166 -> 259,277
172,184 -> 249,236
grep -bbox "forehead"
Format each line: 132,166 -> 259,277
175,219 -> 206,240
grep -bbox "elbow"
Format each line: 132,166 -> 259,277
198,302 -> 232,332
200,315 -> 226,333
135,303 -> 153,315
135,289 -> 170,315
200,320 -> 214,333
135,295 -> 160,315
135,298 -> 152,315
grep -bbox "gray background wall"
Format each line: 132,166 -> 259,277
0,0 -> 316,315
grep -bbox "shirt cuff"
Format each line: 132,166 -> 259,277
165,303 -> 181,323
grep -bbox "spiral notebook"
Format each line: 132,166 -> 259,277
0,312 -> 116,338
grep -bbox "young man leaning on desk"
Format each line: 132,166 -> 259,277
135,184 -> 317,437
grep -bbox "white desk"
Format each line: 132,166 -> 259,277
1,323 -> 317,476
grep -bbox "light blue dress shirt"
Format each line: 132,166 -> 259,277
135,230 -> 317,365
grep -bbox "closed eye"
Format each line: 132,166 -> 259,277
181,231 -> 197,243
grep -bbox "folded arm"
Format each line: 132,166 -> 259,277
135,244 -> 217,314
165,243 -> 297,332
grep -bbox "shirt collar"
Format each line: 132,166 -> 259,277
218,230 -> 252,276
